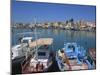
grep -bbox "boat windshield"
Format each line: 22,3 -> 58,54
69,57 -> 77,60
38,52 -> 46,56
68,45 -> 75,51
37,51 -> 48,59
22,40 -> 29,43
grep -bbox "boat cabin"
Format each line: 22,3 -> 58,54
21,37 -> 34,44
21,38 -> 53,73
64,43 -> 78,59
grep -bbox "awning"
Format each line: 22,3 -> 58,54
29,38 -> 53,48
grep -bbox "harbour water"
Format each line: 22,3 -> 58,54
12,28 -> 96,50
11,28 -> 96,74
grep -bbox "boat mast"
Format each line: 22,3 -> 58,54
34,18 -> 38,59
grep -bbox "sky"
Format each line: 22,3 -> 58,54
11,1 -> 96,23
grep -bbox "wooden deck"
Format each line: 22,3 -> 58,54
89,48 -> 96,61
22,59 -> 44,74
68,59 -> 88,70
57,50 -> 88,70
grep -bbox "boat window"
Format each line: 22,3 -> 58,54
68,45 -> 75,51
22,40 -> 29,43
69,57 -> 77,60
38,52 -> 46,56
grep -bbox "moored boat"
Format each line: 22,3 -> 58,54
88,48 -> 96,62
12,37 -> 34,60
56,43 -> 93,71
21,38 -> 54,73
88,48 -> 96,68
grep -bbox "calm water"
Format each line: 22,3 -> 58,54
11,28 -> 96,51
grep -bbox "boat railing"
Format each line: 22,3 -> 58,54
21,55 -> 32,72
57,50 -> 72,70
84,59 -> 93,69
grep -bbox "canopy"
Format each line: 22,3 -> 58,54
29,38 -> 53,48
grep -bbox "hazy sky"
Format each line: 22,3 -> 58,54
11,1 -> 96,23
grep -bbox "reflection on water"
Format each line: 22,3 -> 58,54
12,28 -> 96,50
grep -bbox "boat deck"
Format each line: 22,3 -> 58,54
68,59 -> 88,70
57,50 -> 88,70
22,62 -> 44,74
89,48 -> 96,61
21,56 -> 45,74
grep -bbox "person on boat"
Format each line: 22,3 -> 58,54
58,49 -> 64,57
60,49 -> 72,70
44,45 -> 49,49
39,62 -> 44,71
36,62 -> 39,71
36,62 -> 44,72
49,51 -> 54,61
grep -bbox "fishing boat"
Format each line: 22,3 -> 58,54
87,48 -> 96,68
20,18 -> 54,73
56,43 -> 93,71
12,37 -> 34,60
21,38 -> 54,73
88,48 -> 96,62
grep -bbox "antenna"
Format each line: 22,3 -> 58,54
34,17 -> 38,60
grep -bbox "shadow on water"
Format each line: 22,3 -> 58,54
47,51 -> 60,72
12,56 -> 25,74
